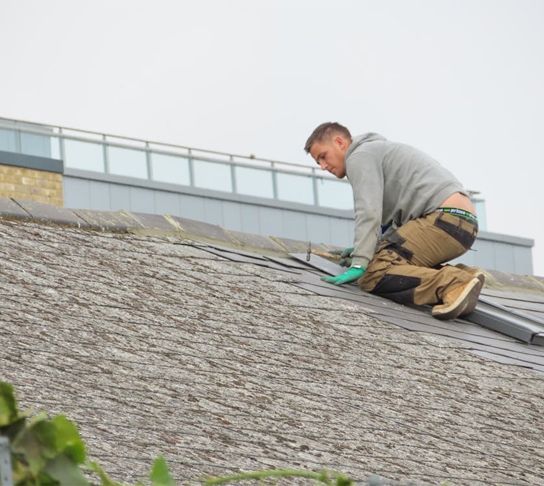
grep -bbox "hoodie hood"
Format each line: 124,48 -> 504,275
345,133 -> 386,159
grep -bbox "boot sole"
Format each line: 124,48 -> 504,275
432,277 -> 483,321
473,271 -> 486,287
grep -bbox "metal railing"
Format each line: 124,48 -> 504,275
0,117 -> 353,210
0,437 -> 12,486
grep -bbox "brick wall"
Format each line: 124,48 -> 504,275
0,164 -> 63,207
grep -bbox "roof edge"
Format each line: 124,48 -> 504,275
1,196 -> 542,295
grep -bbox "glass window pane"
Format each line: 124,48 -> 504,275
0,128 -> 17,152
317,178 -> 353,210
50,137 -> 61,160
235,166 -> 274,198
64,140 -> 104,172
193,160 -> 232,192
21,133 -> 51,158
108,146 -> 148,179
473,200 -> 487,230
151,153 -> 190,185
276,173 -> 314,205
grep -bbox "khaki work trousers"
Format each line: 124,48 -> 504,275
358,211 -> 478,306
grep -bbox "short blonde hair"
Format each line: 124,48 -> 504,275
304,122 -> 352,153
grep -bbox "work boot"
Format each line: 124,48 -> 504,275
432,277 -> 484,320
454,263 -> 486,286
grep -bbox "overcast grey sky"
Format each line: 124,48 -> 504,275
2,0 -> 543,275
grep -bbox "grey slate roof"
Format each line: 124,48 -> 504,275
1,201 -> 544,485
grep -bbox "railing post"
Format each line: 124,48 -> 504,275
271,162 -> 278,199
0,437 -> 13,486
145,142 -> 153,181
311,167 -> 319,206
15,128 -> 22,154
102,134 -> 109,174
59,127 -> 66,162
229,155 -> 237,193
188,148 -> 195,186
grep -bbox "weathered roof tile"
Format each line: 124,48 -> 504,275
168,215 -> 237,245
13,198 -> 87,227
226,229 -> 286,253
0,197 -> 30,219
73,209 -> 143,232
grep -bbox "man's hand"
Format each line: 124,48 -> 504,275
321,266 -> 366,286
331,246 -> 355,267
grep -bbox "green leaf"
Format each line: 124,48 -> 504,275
150,456 -> 175,486
0,382 -> 18,426
86,460 -> 125,486
35,470 -> 62,486
44,454 -> 89,486
50,415 -> 86,463
12,412 -> 86,477
12,418 -> 53,475
0,415 -> 27,442
12,456 -> 32,484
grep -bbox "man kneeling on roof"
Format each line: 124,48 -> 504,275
305,122 -> 484,321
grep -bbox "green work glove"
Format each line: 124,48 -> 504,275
330,246 -> 354,267
321,266 -> 366,286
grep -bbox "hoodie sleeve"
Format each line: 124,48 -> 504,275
345,148 -> 384,268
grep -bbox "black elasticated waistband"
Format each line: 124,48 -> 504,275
436,207 -> 478,224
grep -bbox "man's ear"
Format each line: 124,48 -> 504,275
333,135 -> 347,149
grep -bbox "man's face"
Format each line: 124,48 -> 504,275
309,135 -> 349,179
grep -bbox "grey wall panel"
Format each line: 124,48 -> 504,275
451,248 -> 477,267
328,218 -> 353,247
470,239 -> 496,271
281,211 -> 307,241
240,205 -> 261,234
221,201 -> 242,231
154,191 -> 180,215
513,245 -> 533,275
478,230 -> 533,247
448,249 -> 481,267
89,181 -> 111,211
130,187 -> 155,213
494,242 -> 516,274
109,185 -> 131,211
307,214 -> 331,245
179,194 -> 205,221
203,198 -> 225,226
258,207 -> 283,237
63,178 -> 91,209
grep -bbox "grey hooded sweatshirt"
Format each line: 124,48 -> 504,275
345,133 -> 467,268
